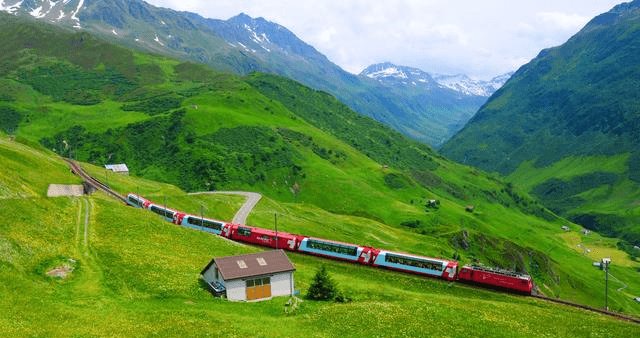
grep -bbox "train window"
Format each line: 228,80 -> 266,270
260,235 -> 271,241
307,239 -> 358,256
238,226 -> 252,237
150,206 -> 173,218
385,254 -> 444,271
189,217 -> 222,231
128,197 -> 142,207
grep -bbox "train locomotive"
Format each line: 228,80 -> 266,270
126,193 -> 533,294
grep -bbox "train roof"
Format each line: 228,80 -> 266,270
378,249 -> 456,264
463,265 -> 531,279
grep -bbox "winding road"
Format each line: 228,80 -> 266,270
187,191 -> 262,225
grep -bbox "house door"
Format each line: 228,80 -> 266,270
246,277 -> 271,301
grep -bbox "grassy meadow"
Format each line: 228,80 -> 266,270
1,16 -> 640,336
1,134 -> 640,337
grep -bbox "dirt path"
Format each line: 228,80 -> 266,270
188,191 -> 262,225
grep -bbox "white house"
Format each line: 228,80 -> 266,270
201,250 -> 296,302
105,164 -> 129,175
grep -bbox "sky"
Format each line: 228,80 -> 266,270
144,0 -> 625,79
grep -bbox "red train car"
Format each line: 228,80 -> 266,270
457,265 -> 533,294
221,224 -> 300,251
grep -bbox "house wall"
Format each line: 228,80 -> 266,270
225,279 -> 246,302
202,265 -> 217,285
270,271 -> 294,297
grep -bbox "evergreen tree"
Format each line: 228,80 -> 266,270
306,265 -> 337,301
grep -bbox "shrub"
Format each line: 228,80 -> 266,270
306,265 -> 338,301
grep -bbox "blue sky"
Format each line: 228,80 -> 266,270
145,0 -> 624,79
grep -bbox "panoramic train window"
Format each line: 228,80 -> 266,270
189,217 -> 222,230
307,239 -> 358,256
128,197 -> 143,207
385,254 -> 443,271
238,226 -> 252,237
150,206 -> 173,218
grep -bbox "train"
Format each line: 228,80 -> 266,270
126,193 -> 534,294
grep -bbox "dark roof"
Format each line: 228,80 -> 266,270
201,250 -> 295,281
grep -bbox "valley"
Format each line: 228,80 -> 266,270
1,1 -> 640,336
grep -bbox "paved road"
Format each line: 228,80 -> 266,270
188,191 -> 262,225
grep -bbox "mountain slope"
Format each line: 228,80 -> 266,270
0,0 -> 495,146
440,1 -> 640,247
2,10 -> 640,316
2,137 -> 639,337
360,62 -> 510,145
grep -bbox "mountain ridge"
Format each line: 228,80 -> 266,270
361,62 -> 512,97
440,0 -> 640,247
0,0 -> 502,146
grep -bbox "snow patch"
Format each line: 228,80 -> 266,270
112,29 -> 118,35
433,73 -> 512,97
1,0 -> 24,15
365,67 -> 408,79
71,0 -> 84,22
154,34 -> 164,46
161,20 -> 166,25
30,6 -> 46,18
57,10 -> 65,20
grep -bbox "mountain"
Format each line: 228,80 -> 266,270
361,62 -> 512,97
432,72 -> 513,97
2,8 -> 640,321
440,1 -> 640,247
358,62 -> 500,146
0,0 -> 499,146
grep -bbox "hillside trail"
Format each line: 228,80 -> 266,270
187,191 -> 262,225
73,197 -> 104,296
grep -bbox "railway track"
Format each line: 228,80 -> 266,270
532,294 -> 640,325
64,158 -> 127,204
63,158 -> 640,326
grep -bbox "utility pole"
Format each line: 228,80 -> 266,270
274,213 -> 278,250
201,205 -> 204,231
602,258 -> 611,310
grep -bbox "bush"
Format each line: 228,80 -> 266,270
306,265 -> 338,301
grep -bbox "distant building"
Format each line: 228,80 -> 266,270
465,205 -> 474,213
581,229 -> 591,235
201,250 -> 296,302
105,164 -> 129,175
562,226 -> 570,231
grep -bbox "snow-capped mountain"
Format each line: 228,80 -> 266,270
362,62 -> 512,97
0,0 -> 496,146
360,62 -> 440,90
0,0 -> 85,28
433,73 -> 513,97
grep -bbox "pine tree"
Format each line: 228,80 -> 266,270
306,265 -> 337,301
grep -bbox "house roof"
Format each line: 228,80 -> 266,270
201,250 -> 295,281
105,164 -> 129,172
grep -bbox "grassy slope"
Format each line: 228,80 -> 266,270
1,135 -> 638,338
2,13 -> 640,327
439,5 -> 640,247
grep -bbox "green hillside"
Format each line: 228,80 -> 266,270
1,11 -> 640,334
2,134 -> 640,337
440,2 -> 640,249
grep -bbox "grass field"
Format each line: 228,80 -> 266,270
1,135 -> 640,337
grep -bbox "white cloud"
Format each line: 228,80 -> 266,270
537,12 -> 590,31
145,0 -> 623,79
